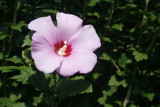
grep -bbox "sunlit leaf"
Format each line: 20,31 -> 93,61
22,35 -> 31,47
0,98 -> 26,107
98,87 -> 117,106
99,53 -> 111,61
32,93 -> 44,106
11,21 -> 27,32
112,24 -> 124,31
6,56 -> 24,64
0,34 -> 8,40
118,53 -> 128,67
132,51 -> 148,62
142,93 -> 154,102
88,0 -> 101,7
103,37 -> 113,43
108,75 -> 127,87
9,66 -> 35,84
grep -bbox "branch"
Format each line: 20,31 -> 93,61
112,62 -> 121,72
52,72 -> 57,107
104,0 -> 114,36
82,0 -> 87,18
8,0 -> 18,56
138,0 -> 150,45
127,0 -> 132,3
123,85 -> 132,107
123,65 -> 136,107
145,27 -> 160,53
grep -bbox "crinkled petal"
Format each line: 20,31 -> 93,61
56,12 -> 83,41
28,16 -> 57,45
31,33 -> 63,73
56,50 -> 97,77
69,25 -> 101,51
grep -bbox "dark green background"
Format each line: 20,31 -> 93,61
0,0 -> 160,107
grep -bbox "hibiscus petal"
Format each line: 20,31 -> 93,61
31,33 -> 63,73
56,12 -> 83,41
56,58 -> 78,77
28,16 -> 57,45
56,50 -> 97,76
73,50 -> 97,74
69,25 -> 101,52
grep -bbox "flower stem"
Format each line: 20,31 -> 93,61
52,72 -> 57,107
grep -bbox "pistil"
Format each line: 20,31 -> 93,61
57,41 -> 68,56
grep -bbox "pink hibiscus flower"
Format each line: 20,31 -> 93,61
28,12 -> 101,77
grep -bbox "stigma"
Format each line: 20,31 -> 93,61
57,41 -> 67,56
54,40 -> 72,57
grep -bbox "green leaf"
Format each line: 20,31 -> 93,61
11,21 -> 27,32
71,75 -> 85,80
108,75 -> 127,87
22,48 -> 32,65
88,0 -> 101,7
9,66 -> 35,84
127,3 -> 137,8
118,53 -> 128,67
87,12 -> 100,18
0,66 -> 19,73
105,104 -> 112,107
41,9 -> 58,14
99,53 -> 111,61
103,37 -> 113,43
58,79 -> 93,101
132,51 -> 148,62
0,27 -> 8,40
0,98 -> 26,107
98,86 -> 117,106
9,93 -> 22,102
32,93 -> 44,106
0,52 -> 4,60
112,24 -> 124,31
6,56 -> 24,64
142,93 -> 154,102
0,34 -> 8,40
22,34 -> 31,47
108,75 -> 121,86
93,72 -> 102,80
149,12 -> 157,21
130,27 -> 136,33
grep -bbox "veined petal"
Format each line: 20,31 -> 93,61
72,50 -> 97,74
56,58 -> 78,77
31,33 -> 63,73
56,12 -> 83,41
56,50 -> 97,76
69,25 -> 101,52
28,16 -> 57,45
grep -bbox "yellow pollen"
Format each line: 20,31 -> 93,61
57,41 -> 68,56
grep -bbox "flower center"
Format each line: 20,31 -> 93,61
54,40 -> 72,57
